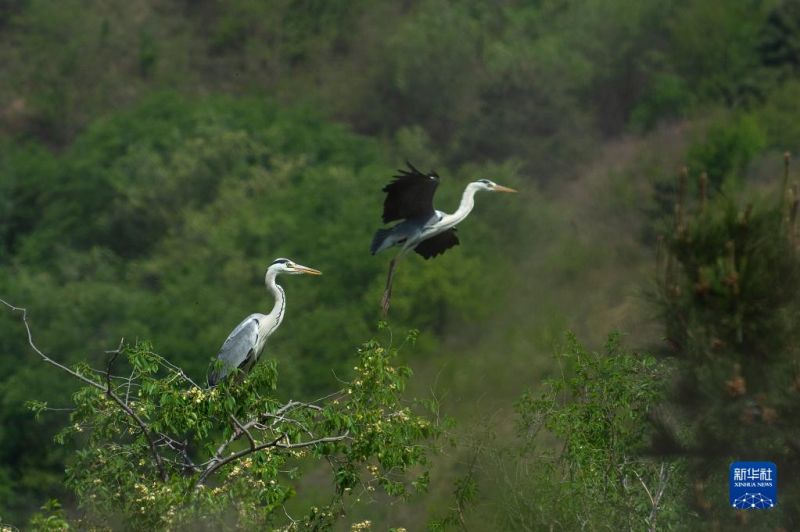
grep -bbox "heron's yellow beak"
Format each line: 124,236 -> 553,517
295,265 -> 322,275
493,184 -> 518,193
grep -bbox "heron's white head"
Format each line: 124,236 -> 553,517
472,179 -> 517,193
268,258 -> 322,276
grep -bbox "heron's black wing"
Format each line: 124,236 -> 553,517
414,228 -> 459,259
208,315 -> 259,386
381,162 -> 440,223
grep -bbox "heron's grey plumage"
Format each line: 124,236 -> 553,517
207,259 -> 320,386
208,314 -> 261,386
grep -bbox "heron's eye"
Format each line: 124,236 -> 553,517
287,262 -> 295,268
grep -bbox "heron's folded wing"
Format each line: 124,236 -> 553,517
208,315 -> 259,386
381,162 -> 440,223
414,228 -> 459,259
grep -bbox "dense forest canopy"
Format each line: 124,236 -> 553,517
2,0 -> 800,529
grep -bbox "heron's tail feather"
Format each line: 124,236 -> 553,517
371,228 -> 394,255
207,368 -> 221,388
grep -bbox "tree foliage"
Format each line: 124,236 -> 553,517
9,302 -> 435,530
498,333 -> 680,531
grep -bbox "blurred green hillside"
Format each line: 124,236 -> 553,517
2,0 -> 800,528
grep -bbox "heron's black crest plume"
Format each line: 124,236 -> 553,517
271,258 -> 290,265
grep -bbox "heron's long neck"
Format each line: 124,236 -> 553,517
265,272 -> 287,331
440,184 -> 479,229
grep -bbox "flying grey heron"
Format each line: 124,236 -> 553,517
207,258 -> 321,386
371,162 -> 517,313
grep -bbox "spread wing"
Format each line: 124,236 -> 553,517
414,228 -> 459,259
381,161 -> 440,223
208,315 -> 260,386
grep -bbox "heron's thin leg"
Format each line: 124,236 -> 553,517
381,257 -> 398,316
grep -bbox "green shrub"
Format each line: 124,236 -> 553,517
432,333 -> 681,531
630,73 -> 694,132
501,333 -> 679,530
686,113 -> 766,188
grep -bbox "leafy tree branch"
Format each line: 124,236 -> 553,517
2,298 -> 436,530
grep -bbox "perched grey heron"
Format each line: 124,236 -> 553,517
207,258 -> 321,386
371,162 -> 517,313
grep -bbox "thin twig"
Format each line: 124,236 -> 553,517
230,414 -> 256,450
258,413 -> 314,438
634,469 -> 655,507
124,367 -> 137,406
104,340 -> 123,398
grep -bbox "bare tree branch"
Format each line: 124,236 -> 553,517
198,400 -> 332,475
1,298 -> 168,481
195,431 -> 350,487
634,463 -> 671,532
1,298 -> 108,390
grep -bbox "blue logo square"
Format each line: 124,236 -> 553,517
729,461 -> 777,509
